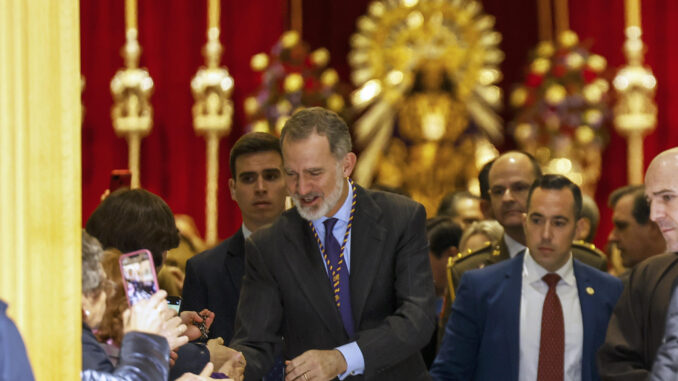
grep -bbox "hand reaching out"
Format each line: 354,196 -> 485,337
180,309 -> 216,341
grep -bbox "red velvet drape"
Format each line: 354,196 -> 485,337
82,0 -> 678,248
81,1 -> 286,238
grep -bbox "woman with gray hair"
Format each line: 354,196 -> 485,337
458,220 -> 504,254
81,230 -> 189,380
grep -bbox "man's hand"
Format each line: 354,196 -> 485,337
170,350 -> 178,367
218,350 -> 246,381
180,309 -> 216,341
284,349 -> 347,381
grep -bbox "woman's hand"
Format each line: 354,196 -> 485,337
123,290 -> 188,349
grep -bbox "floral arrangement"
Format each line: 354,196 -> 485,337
245,31 -> 351,135
510,30 -> 611,160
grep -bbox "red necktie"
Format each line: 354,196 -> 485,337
537,273 -> 564,381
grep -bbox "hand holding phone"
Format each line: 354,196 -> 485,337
109,169 -> 132,193
119,249 -> 159,306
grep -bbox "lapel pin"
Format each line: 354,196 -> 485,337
586,287 -> 595,295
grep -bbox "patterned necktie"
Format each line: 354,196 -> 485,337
323,218 -> 355,338
537,273 -> 564,381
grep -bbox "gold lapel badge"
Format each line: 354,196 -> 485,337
586,287 -> 595,295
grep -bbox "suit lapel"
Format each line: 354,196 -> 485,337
573,260 -> 594,381
498,253 -> 524,381
224,229 -> 245,294
348,186 -> 387,324
282,210 -> 347,343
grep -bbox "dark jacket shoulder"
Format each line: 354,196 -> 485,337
632,251 -> 678,276
82,324 -> 114,373
573,259 -> 623,294
572,240 -> 608,271
188,230 -> 243,267
451,241 -> 499,268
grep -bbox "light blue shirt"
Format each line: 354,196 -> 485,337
311,179 -> 364,379
241,223 -> 252,240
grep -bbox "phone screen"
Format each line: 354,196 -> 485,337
119,249 -> 159,306
109,169 -> 132,193
166,296 -> 182,313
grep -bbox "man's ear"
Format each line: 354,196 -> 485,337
576,217 -> 592,241
575,217 -> 587,240
228,178 -> 236,201
521,212 -> 529,237
343,152 -> 357,177
445,246 -> 459,259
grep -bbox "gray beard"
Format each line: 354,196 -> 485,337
294,171 -> 346,221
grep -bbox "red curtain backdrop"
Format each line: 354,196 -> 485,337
81,0 -> 678,248
81,1 -> 286,238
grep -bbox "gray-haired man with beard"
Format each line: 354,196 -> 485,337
227,107 -> 436,381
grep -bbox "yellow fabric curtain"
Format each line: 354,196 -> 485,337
0,1 -> 81,379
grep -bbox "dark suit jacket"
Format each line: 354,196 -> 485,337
430,252 -> 623,381
231,186 -> 436,380
597,252 -> 678,380
181,229 -> 245,342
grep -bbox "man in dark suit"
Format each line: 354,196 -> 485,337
598,148 -> 678,380
181,132 -> 287,344
430,174 -> 622,381
226,107 -> 436,381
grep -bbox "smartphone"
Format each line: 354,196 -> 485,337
166,296 -> 182,314
119,249 -> 159,306
109,169 -> 132,193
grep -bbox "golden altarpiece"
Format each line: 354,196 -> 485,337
348,0 -> 504,214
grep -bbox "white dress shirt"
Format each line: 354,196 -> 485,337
519,250 -> 583,381
241,223 -> 252,240
504,234 -> 526,258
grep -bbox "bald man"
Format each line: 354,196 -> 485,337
598,148 -> 678,380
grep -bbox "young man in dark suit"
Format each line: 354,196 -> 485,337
430,174 -> 622,381
225,107 -> 436,381
181,132 -> 287,344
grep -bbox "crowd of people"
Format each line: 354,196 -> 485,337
3,106 -> 673,380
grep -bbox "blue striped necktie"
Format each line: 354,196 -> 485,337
323,218 -> 355,338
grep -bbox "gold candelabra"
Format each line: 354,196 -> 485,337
613,0 -> 657,184
191,0 -> 234,246
110,0 -> 154,189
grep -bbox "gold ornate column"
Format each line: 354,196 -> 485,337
0,1 -> 81,379
537,0 -> 553,42
613,0 -> 657,184
192,0 -> 234,246
111,0 -> 154,189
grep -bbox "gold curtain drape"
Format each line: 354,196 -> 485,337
0,1 -> 82,379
